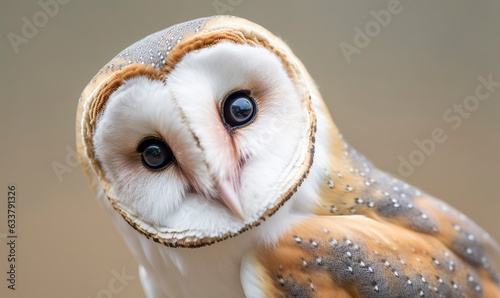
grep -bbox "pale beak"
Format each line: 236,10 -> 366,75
217,178 -> 245,220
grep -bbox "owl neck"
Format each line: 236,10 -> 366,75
111,189 -> 316,297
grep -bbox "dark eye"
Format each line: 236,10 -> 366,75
222,91 -> 257,128
137,137 -> 174,171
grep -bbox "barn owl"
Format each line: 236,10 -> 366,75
76,16 -> 500,297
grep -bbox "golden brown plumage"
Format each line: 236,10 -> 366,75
251,108 -> 500,297
254,216 -> 500,297
250,107 -> 500,298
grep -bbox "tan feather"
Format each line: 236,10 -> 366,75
254,216 -> 500,297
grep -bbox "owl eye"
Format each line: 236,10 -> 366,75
222,91 -> 257,128
137,137 -> 174,171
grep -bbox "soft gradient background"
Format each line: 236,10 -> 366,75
1,1 -> 499,297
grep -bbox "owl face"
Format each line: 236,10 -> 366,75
81,19 -> 317,247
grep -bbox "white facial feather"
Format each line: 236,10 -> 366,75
93,42 -> 312,240
94,78 -> 188,222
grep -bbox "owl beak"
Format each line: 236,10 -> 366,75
217,179 -> 245,221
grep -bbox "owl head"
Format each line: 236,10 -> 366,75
76,16 -> 319,247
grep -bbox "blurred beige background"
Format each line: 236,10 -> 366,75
0,1 -> 499,297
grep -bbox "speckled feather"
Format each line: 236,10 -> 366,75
254,217 -> 499,298
251,115 -> 500,297
250,105 -> 500,298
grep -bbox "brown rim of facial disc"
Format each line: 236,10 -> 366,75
77,16 -> 317,247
